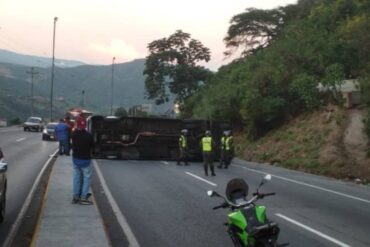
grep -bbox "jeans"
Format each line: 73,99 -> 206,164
73,163 -> 92,199
59,139 -> 69,155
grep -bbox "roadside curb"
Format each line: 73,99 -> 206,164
6,151 -> 58,247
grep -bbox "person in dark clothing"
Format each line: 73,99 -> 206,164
218,130 -> 234,168
64,116 -> 74,154
71,116 -> 94,205
55,118 -> 70,155
201,130 -> 215,176
177,129 -> 189,166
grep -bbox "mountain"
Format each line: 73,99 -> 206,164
0,49 -> 85,68
0,55 -> 173,121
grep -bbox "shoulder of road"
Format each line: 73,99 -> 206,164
30,156 -> 110,247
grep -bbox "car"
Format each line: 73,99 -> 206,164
23,117 -> 44,132
0,148 -> 7,223
42,122 -> 58,141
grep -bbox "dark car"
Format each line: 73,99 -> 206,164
0,148 -> 7,223
24,117 -> 44,132
42,122 -> 58,141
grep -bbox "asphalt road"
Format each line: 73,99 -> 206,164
95,158 -> 370,247
0,126 -> 58,245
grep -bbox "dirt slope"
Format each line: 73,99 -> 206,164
239,105 -> 370,183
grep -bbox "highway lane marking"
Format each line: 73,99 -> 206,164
16,137 -> 26,142
4,149 -> 59,247
161,161 -> 169,165
275,213 -> 351,247
185,172 -> 217,187
233,164 -> 370,204
93,160 -> 140,247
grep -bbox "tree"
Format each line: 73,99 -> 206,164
224,8 -> 285,57
114,107 -> 128,117
144,30 -> 212,105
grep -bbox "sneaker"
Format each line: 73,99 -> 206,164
71,196 -> 80,204
79,198 -> 93,205
212,173 -> 216,176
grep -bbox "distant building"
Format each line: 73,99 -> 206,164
128,104 -> 153,116
318,79 -> 361,108
340,80 -> 361,108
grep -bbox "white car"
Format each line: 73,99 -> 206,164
23,117 -> 44,132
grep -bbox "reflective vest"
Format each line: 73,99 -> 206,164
179,135 -> 187,148
226,136 -> 233,151
202,136 -> 212,152
221,136 -> 226,150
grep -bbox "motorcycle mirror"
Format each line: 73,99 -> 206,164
207,190 -> 214,197
207,190 -> 220,197
263,174 -> 272,182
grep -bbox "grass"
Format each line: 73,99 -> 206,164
237,108 -> 336,175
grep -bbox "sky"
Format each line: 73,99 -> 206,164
0,0 -> 297,71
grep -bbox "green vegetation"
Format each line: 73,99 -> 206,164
143,30 -> 212,105
183,0 -> 370,139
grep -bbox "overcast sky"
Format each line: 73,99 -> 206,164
0,0 -> 297,70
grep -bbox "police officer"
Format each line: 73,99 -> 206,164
218,131 -> 227,169
201,130 -> 215,176
177,129 -> 189,166
223,130 -> 234,168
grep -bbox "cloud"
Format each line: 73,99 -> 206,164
88,39 -> 142,61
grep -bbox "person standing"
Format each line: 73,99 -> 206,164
218,131 -> 227,169
64,116 -> 74,155
223,130 -> 234,168
201,130 -> 215,176
71,116 -> 94,205
55,118 -> 69,155
177,129 -> 189,166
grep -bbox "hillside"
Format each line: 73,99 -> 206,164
0,57 -> 173,121
0,49 -> 85,68
238,105 -> 370,184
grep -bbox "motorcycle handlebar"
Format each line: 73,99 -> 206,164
213,202 -> 228,210
252,192 -> 276,198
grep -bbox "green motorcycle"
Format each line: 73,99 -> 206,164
207,174 -> 288,247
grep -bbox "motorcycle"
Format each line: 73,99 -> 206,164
207,174 -> 288,247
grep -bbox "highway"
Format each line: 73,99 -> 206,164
0,126 -> 57,245
1,126 -> 370,246
95,158 -> 370,247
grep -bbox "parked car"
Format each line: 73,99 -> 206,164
0,148 -> 7,223
23,117 -> 44,132
42,122 -> 58,141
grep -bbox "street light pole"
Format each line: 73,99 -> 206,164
110,56 -> 116,116
50,16 -> 58,121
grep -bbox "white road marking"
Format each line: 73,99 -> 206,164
275,213 -> 351,247
161,161 -> 169,165
93,160 -> 140,247
16,137 -> 26,142
185,172 -> 217,187
3,149 -> 59,247
233,164 -> 370,204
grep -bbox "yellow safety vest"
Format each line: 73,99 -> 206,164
221,136 -> 226,150
202,136 -> 212,152
179,135 -> 187,148
226,136 -> 233,151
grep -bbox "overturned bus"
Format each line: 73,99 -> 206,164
87,115 -> 230,160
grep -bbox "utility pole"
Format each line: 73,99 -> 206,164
110,57 -> 116,116
26,67 -> 39,116
50,16 -> 58,121
80,90 -> 85,107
